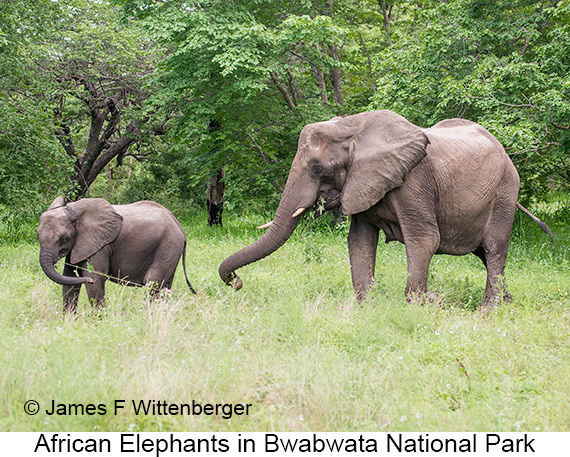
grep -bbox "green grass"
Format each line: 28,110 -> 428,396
0,208 -> 569,432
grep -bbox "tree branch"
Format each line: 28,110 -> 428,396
508,141 -> 561,156
309,59 -> 329,106
246,132 -> 285,193
326,44 -> 343,106
270,71 -> 297,111
354,25 -> 376,94
380,0 -> 392,44
54,125 -> 77,159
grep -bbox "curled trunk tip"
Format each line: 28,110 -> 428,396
219,269 -> 243,290
39,249 -> 91,286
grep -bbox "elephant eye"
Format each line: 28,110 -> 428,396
312,164 -> 323,175
59,235 -> 69,245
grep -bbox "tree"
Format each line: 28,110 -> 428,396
370,0 -> 570,198
44,0 -> 166,199
117,0 -> 388,220
1,0 -> 165,207
6,0 -> 561,220
0,0 -> 72,212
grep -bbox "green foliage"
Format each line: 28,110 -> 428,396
370,0 -> 570,199
0,0 -> 166,214
111,0 -> 570,208
2,0 -> 570,219
0,97 -> 72,210
0,0 -> 74,211
114,0 -> 386,210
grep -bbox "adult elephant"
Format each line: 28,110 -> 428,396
38,197 -> 196,312
219,110 -> 552,309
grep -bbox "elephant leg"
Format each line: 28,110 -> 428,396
84,277 -> 106,308
80,258 -> 108,308
62,261 -> 81,314
480,186 -> 517,309
145,276 -> 174,303
473,245 -> 512,307
145,270 -> 175,291
481,248 -> 511,309
160,274 -> 175,292
143,245 -> 180,295
347,216 -> 379,300
403,236 -> 439,300
480,230 -> 514,309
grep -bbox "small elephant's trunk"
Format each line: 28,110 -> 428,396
39,248 -> 90,286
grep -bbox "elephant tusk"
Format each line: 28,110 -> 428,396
257,221 -> 273,229
292,207 -> 306,218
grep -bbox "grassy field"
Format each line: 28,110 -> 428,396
0,206 -> 569,432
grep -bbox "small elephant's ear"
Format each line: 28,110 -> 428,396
48,196 -> 66,210
340,111 -> 429,215
67,198 -> 123,264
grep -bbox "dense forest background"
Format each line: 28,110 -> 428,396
1,0 -> 569,231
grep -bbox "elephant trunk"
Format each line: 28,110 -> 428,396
219,190 -> 302,289
39,248 -> 90,286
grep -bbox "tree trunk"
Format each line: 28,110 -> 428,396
328,44 -> 344,106
310,59 -> 329,106
207,169 -> 225,226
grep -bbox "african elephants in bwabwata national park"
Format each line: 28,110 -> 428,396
37,196 -> 196,313
219,110 -> 553,310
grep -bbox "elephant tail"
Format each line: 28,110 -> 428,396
516,202 -> 555,242
182,241 -> 197,294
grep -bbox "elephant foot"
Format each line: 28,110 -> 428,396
480,293 -> 512,314
480,298 -> 501,314
406,290 -> 441,307
63,298 -> 79,314
480,286 -> 512,313
63,305 -> 78,315
87,297 -> 106,309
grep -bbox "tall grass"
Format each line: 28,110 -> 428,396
0,207 -> 569,431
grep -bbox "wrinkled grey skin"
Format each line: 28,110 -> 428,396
38,197 -> 196,312
220,110 -> 535,309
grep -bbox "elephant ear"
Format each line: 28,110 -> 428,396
340,111 -> 429,215
48,196 -> 66,210
66,198 -> 123,264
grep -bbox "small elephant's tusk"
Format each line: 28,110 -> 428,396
257,221 -> 273,229
292,207 -> 306,218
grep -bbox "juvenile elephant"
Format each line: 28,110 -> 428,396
219,110 -> 552,309
38,197 -> 196,312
